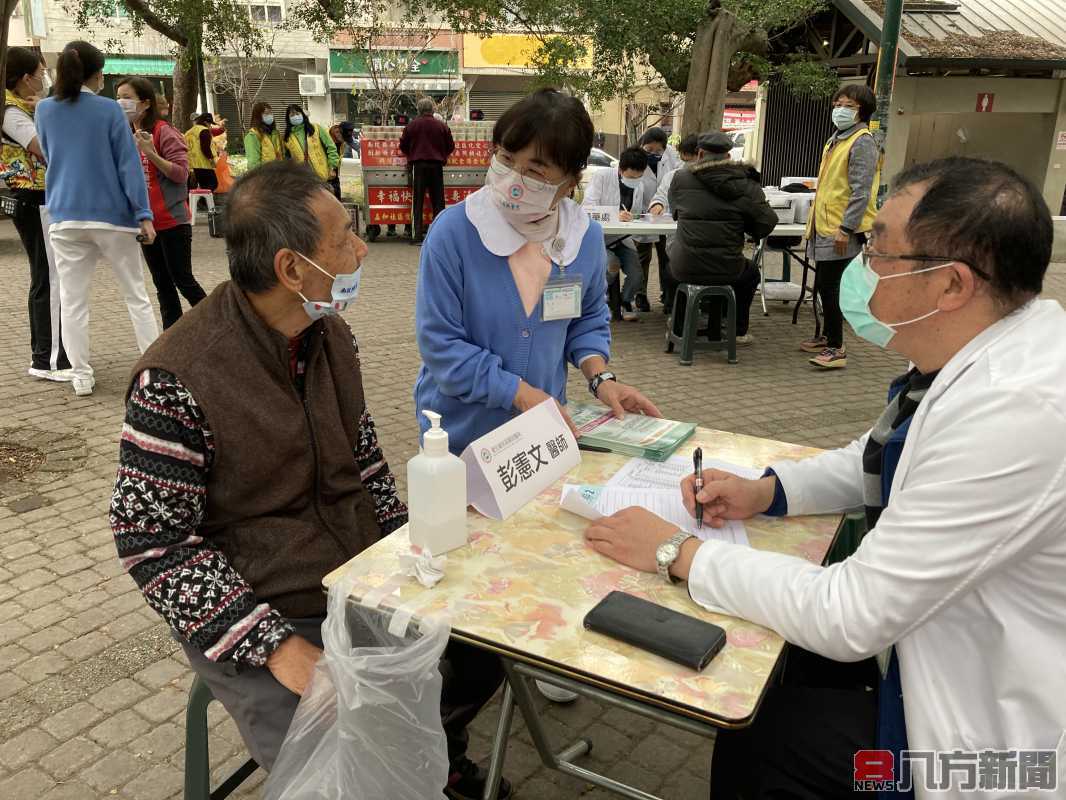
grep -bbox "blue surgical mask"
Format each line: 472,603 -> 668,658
620,176 -> 642,189
296,252 -> 361,320
262,113 -> 274,126
290,114 -> 304,126
832,107 -> 858,130
839,255 -> 952,347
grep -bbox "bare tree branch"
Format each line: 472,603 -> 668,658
123,0 -> 189,44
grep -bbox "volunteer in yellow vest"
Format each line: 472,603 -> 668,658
282,104 -> 338,182
1,47 -> 72,381
802,84 -> 881,369
185,112 -> 224,191
243,102 -> 283,170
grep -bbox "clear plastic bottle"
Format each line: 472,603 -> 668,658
407,410 -> 468,556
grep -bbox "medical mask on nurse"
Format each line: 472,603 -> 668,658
296,252 -> 361,321
832,106 -> 858,130
839,255 -> 953,348
486,155 -> 566,241
620,176 -> 643,189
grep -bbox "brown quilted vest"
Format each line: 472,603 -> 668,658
129,280 -> 381,618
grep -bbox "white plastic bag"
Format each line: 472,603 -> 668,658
263,573 -> 451,800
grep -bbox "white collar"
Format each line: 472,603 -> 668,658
465,185 -> 589,266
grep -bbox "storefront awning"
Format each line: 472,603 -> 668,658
104,57 -> 174,77
329,76 -> 460,92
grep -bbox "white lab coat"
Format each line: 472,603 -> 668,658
581,169 -> 645,249
689,298 -> 1066,799
635,146 -> 681,243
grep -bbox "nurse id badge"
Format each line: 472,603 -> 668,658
542,275 -> 583,321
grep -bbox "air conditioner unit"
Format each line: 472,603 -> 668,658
298,74 -> 326,96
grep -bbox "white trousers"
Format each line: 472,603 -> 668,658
49,226 -> 159,382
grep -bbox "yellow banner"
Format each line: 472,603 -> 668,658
462,34 -> 592,70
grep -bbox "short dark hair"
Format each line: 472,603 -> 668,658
224,160 -> 332,293
677,134 -> 699,157
6,47 -> 43,91
493,88 -> 594,179
639,127 -> 669,148
54,40 -> 105,102
832,84 -> 876,123
618,146 -> 648,173
116,76 -> 159,133
891,157 -> 1050,308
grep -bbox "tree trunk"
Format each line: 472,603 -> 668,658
681,5 -> 749,136
172,51 -> 198,129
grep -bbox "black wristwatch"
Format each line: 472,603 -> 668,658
588,371 -> 617,398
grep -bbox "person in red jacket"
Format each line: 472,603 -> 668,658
117,77 -> 205,329
399,97 -> 454,244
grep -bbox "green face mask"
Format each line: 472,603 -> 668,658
839,255 -> 953,348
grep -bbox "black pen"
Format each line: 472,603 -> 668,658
693,447 -> 704,530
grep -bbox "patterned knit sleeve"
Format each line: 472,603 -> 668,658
351,337 -> 408,534
110,369 -> 295,667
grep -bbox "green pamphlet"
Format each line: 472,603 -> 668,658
568,403 -> 696,462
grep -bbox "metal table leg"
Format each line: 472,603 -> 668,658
482,683 -> 516,800
492,659 -> 718,800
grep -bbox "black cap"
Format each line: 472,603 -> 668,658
697,131 -> 733,154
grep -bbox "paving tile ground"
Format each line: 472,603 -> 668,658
1,219 -> 1063,799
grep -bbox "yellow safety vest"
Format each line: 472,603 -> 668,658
0,90 -> 46,191
184,125 -> 216,170
285,124 -> 329,179
256,129 -> 282,163
807,126 -> 881,239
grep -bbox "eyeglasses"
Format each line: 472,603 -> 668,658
861,244 -> 991,281
493,151 -> 564,191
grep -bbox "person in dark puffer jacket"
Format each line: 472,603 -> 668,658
668,131 -> 777,342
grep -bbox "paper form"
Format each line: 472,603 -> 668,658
560,485 -> 749,547
606,456 -> 763,492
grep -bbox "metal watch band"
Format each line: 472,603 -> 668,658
589,371 -> 617,397
658,530 -> 696,583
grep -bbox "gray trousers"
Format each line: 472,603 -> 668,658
182,617 -> 504,772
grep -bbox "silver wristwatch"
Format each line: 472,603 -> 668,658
656,530 -> 696,584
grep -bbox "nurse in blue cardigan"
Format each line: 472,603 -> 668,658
414,89 -> 660,455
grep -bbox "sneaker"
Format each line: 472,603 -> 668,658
809,347 -> 847,369
536,679 -> 579,703
800,335 -> 828,353
28,367 -> 74,382
445,757 -> 512,800
634,294 -> 651,313
735,334 -> 754,346
620,302 -> 639,322
72,377 -> 95,396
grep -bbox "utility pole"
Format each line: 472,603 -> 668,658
872,0 -> 903,200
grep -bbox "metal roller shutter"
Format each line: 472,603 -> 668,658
760,82 -> 835,187
214,64 -> 306,153
468,90 -> 528,121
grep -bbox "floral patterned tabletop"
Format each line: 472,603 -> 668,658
323,428 -> 841,726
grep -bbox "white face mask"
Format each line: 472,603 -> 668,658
486,155 -> 565,242
620,176 -> 642,189
296,252 -> 361,320
832,106 -> 858,130
117,98 -> 139,121
290,114 -> 304,126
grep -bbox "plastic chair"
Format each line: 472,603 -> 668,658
664,283 -> 738,365
188,190 -> 216,226
184,675 -> 258,800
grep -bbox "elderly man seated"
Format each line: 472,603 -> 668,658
110,160 -> 511,800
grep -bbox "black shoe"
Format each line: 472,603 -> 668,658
445,757 -> 512,800
410,237 -> 424,246
635,294 -> 651,313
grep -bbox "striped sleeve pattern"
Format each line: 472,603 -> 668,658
110,368 -> 294,667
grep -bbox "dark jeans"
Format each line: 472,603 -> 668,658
13,190 -> 70,370
814,257 -> 850,349
182,616 -> 504,773
141,224 -> 205,329
711,647 -> 879,798
411,160 -> 445,239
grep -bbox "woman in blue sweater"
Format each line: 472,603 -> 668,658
35,40 -> 158,397
414,89 -> 660,457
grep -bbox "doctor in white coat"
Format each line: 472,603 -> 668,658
586,156 -> 1066,799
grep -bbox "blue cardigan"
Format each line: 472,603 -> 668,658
35,90 -> 152,226
414,203 -> 611,455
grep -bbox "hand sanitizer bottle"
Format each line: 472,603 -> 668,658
408,410 -> 468,555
